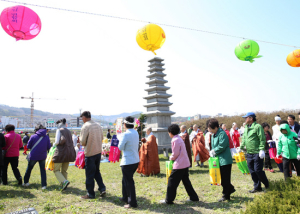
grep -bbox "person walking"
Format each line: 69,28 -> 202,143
52,118 -> 76,191
261,123 -> 274,173
288,115 -> 300,134
22,132 -> 30,148
160,124 -> 199,204
238,112 -> 269,193
2,124 -> 23,185
118,116 -> 140,208
0,132 -> 6,184
80,111 -> 106,199
179,125 -> 192,167
208,119 -> 235,202
277,123 -> 300,180
23,124 -> 51,189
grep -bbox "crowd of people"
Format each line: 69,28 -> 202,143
1,111 -> 300,209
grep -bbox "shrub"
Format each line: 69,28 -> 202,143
242,177 -> 300,214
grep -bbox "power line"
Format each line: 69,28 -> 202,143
1,0 -> 299,48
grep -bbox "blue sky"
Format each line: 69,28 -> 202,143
0,0 -> 299,117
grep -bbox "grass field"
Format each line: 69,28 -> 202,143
0,151 -> 284,214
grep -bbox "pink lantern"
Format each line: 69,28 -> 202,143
0,5 -> 41,41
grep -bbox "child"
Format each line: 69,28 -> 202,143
160,124 -> 199,204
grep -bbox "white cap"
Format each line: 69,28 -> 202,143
275,116 -> 281,121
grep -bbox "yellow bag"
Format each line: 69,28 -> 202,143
208,157 -> 221,186
166,160 -> 174,184
45,146 -> 56,171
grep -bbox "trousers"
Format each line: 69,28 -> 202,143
121,163 -> 139,207
54,162 -> 69,184
247,153 -> 269,190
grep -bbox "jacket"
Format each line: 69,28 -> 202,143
224,129 -> 234,149
0,133 -> 6,166
27,129 -> 52,161
292,122 -> 300,135
3,131 -> 22,157
52,128 -> 76,163
240,122 -> 265,154
211,128 -> 233,166
23,135 -> 29,145
170,135 -> 190,169
118,129 -> 140,166
277,124 -> 300,159
80,120 -> 103,157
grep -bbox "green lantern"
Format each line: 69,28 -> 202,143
234,40 -> 262,63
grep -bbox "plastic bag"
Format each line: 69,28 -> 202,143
208,157 -> 221,186
75,151 -> 85,169
166,160 -> 174,184
45,146 -> 56,171
234,152 -> 250,175
274,155 -> 283,164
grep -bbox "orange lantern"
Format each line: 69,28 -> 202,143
286,49 -> 300,67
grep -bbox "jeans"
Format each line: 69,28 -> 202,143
247,153 -> 269,190
166,167 -> 199,204
85,153 -> 106,198
220,164 -> 235,198
24,159 -> 47,187
282,158 -> 300,180
121,163 -> 139,207
2,157 -> 22,185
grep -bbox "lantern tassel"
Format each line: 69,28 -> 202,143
151,50 -> 157,55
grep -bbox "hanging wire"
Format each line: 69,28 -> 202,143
1,0 -> 300,48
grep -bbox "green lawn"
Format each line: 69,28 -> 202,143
0,152 -> 284,214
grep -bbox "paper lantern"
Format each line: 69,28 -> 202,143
136,23 -> 165,55
0,5 -> 41,41
286,49 -> 300,67
235,40 -> 262,63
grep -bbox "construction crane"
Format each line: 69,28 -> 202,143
21,92 -> 65,128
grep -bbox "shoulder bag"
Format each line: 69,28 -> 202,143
26,136 -> 44,161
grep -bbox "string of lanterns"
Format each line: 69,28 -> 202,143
0,4 -> 299,67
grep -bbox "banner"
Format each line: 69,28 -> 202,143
116,118 -> 123,138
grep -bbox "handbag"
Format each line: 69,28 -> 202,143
26,136 -> 43,161
2,134 -> 16,160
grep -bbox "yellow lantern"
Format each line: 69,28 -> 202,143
136,23 -> 166,55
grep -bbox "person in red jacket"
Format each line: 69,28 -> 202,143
230,123 -> 240,148
2,124 -> 23,185
221,124 -> 236,157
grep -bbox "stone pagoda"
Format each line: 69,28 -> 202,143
143,57 -> 175,156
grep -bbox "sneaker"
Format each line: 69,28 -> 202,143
230,188 -> 236,195
264,168 -> 269,171
61,180 -> 70,191
22,183 -> 30,187
269,169 -> 275,173
99,190 -> 106,197
218,197 -> 230,202
249,189 -> 263,193
42,186 -> 47,190
195,164 -> 200,167
159,200 -> 167,204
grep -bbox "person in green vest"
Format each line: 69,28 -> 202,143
187,125 -> 193,135
208,118 -> 235,202
277,123 -> 300,180
237,112 -> 269,193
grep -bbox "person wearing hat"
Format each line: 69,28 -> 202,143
237,112 -> 269,193
272,115 -> 283,172
118,116 -> 140,208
